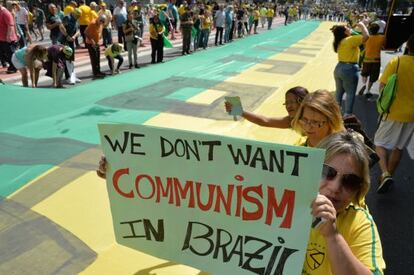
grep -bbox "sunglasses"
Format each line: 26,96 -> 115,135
322,164 -> 363,192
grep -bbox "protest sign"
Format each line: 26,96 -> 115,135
98,123 -> 325,274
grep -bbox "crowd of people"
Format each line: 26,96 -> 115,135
1,0 -> 291,87
1,0 -> 389,88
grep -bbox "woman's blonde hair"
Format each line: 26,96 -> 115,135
292,89 -> 344,135
318,131 -> 370,207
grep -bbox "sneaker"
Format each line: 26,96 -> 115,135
134,64 -> 139,69
75,78 -> 82,83
377,173 -> 394,194
358,85 -> 366,96
129,64 -> 133,69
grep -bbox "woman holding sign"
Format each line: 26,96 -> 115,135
304,131 -> 385,274
95,131 -> 385,274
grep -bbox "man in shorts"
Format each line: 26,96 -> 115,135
374,34 -> 414,193
358,23 -> 385,98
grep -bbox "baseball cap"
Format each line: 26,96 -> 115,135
62,46 -> 73,58
100,2 -> 106,7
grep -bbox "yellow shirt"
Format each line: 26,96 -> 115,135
104,44 -> 123,57
302,204 -> 385,275
380,55 -> 414,122
253,10 -> 260,20
337,35 -> 363,63
79,4 -> 92,25
149,23 -> 165,40
28,11 -> 33,25
63,5 -> 74,16
266,9 -> 274,17
201,15 -> 211,29
90,10 -> 98,21
128,6 -> 138,13
364,35 -> 385,62
178,5 -> 185,16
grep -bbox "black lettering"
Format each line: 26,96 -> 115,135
174,139 -> 186,157
182,222 -> 214,256
104,131 -> 129,153
143,219 -> 164,242
250,147 -> 268,170
120,219 -> 146,239
241,236 -> 273,274
160,136 -> 174,157
286,151 -> 308,176
201,140 -> 222,161
274,247 -> 298,275
130,133 -> 146,155
228,235 -> 244,266
268,150 -> 284,173
227,144 -> 252,165
213,228 -> 233,261
185,140 -> 200,161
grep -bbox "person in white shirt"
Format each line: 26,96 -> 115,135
214,5 -> 225,45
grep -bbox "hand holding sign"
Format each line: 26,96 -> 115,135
224,96 -> 243,121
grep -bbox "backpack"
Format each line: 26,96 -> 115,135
376,57 -> 399,118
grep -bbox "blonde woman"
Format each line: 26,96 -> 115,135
292,90 -> 345,147
303,131 -> 385,274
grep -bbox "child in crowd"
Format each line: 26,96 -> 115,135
104,43 -> 124,75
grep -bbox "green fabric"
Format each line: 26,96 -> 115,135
163,36 -> 173,48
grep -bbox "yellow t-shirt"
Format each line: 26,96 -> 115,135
63,5 -> 74,16
380,55 -> 414,122
90,10 -> 98,21
337,35 -> 363,63
28,12 -> 33,25
79,4 -> 92,25
178,5 -> 185,16
104,44 -> 124,57
266,9 -> 274,18
302,204 -> 385,275
364,35 -> 385,62
201,15 -> 211,29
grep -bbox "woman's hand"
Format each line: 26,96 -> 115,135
311,194 -> 337,238
96,155 -> 107,179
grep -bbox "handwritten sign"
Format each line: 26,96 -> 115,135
98,123 -> 324,274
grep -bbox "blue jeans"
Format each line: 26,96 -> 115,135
334,62 -> 359,115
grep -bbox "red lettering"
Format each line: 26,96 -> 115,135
214,184 -> 234,215
112,168 -> 134,198
135,174 -> 155,199
196,182 -> 216,211
155,176 -> 174,203
266,187 -> 295,228
242,185 -> 264,220
174,178 -> 195,208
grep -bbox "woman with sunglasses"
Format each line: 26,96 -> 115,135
224,86 -> 309,129
303,130 -> 385,274
291,90 -> 345,147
